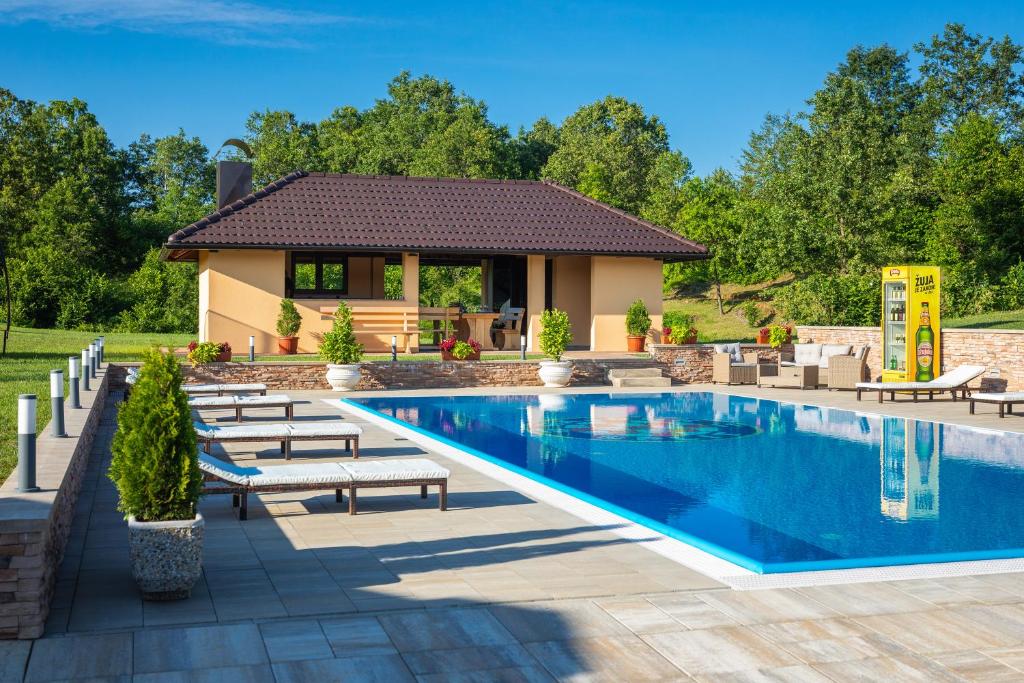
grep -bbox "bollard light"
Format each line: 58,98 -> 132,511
249,335 -> 255,362
98,336 -> 105,363
68,357 -> 81,409
520,334 -> 527,361
18,395 -> 39,492
50,370 -> 67,438
81,349 -> 91,391
88,343 -> 97,378
391,335 -> 397,362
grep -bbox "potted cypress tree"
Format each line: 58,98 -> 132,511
625,299 -> 652,352
319,301 -> 364,391
276,298 -> 302,354
537,308 -> 574,387
108,349 -> 204,601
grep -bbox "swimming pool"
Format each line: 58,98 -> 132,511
347,392 -> 1024,573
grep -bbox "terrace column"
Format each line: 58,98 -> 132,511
402,253 -> 420,352
525,254 -> 546,352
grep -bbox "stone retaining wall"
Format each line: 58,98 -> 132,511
649,344 -> 785,384
0,367 -> 109,639
796,326 -> 1019,391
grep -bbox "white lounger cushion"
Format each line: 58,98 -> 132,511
341,459 -> 450,482
183,384 -> 220,394
183,383 -> 267,394
973,392 -> 1024,401
198,452 -> 351,486
198,451 -> 260,485
189,395 -> 292,408
219,383 -> 268,392
287,423 -> 362,438
857,364 -> 986,391
194,421 -> 289,439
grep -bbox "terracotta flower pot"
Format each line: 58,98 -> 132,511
757,332 -> 770,344
278,336 -> 299,354
626,335 -> 647,352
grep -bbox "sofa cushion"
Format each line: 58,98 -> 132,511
855,344 -> 869,360
819,344 -> 853,368
793,344 -> 822,366
714,342 -> 743,363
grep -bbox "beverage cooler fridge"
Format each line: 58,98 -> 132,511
881,266 -> 941,383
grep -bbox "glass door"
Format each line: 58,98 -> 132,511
883,281 -> 907,374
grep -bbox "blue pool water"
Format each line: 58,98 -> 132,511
348,392 -> 1024,573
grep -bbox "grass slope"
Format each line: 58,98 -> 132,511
663,279 -> 789,343
945,309 -> 1024,330
0,327 -> 193,484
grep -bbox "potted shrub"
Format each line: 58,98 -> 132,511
767,324 -> 789,349
625,299 -> 652,352
440,336 -> 482,361
108,349 -> 204,601
276,298 -> 302,354
187,341 -> 231,367
537,308 -> 573,387
670,324 -> 698,345
319,301 -> 364,391
757,327 -> 771,344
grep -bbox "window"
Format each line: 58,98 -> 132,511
287,253 -> 348,298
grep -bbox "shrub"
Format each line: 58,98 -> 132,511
451,340 -> 478,360
740,300 -> 761,327
773,273 -> 880,326
187,341 -> 227,367
767,324 -> 791,349
276,298 -> 302,337
539,308 -> 572,361
662,310 -> 695,333
118,248 -> 198,334
319,301 -> 364,364
942,266 -> 996,318
625,299 -> 652,336
108,349 -> 202,522
669,324 -> 698,344
997,262 -> 1024,311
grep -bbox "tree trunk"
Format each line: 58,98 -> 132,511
1,242 -> 10,356
715,280 -> 724,315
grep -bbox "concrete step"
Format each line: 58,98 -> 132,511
610,376 -> 673,388
607,367 -> 664,379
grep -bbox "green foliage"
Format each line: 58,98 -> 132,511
740,300 -> 761,327
319,302 -> 364,364
625,299 -> 652,336
538,308 -> 572,361
118,249 -> 198,333
767,324 -> 790,349
774,273 -> 882,326
941,265 -> 997,318
450,340 -> 475,360
276,298 -> 302,337
108,349 -> 202,522
662,310 -> 695,332
187,341 -> 224,367
998,262 -> 1024,310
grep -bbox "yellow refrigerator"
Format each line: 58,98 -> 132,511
881,266 -> 941,383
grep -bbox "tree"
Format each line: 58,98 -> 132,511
514,117 -> 559,179
245,109 -> 320,185
542,96 -> 671,213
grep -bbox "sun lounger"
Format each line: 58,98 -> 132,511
193,420 -> 361,460
855,365 -> 986,403
969,392 -> 1024,418
183,383 -> 268,396
197,452 -> 449,519
189,394 -> 295,422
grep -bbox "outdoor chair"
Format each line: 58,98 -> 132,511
189,394 -> 295,422
711,344 -> 762,385
193,420 -> 361,460
491,307 -> 526,350
856,365 -> 987,403
826,345 -> 870,390
968,392 -> 1024,418
198,452 -> 449,519
183,383 -> 268,397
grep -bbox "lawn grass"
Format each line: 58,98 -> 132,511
945,309 -> 1024,330
663,280 -> 788,343
0,327 -> 193,485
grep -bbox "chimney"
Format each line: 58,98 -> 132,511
216,160 -> 252,209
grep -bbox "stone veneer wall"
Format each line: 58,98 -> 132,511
796,326 -> 1018,391
0,367 -> 109,639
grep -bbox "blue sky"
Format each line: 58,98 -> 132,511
1,1 -> 1022,175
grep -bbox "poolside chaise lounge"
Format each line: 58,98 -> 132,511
198,452 -> 449,519
189,394 -> 295,422
194,420 -> 361,460
969,392 -> 1024,418
855,365 -> 986,403
183,383 -> 268,396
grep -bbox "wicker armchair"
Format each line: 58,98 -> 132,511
712,352 -> 761,385
827,346 -> 870,390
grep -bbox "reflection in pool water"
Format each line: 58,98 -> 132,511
350,392 -> 1024,573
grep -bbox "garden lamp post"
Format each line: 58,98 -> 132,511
81,349 -> 90,391
68,356 -> 81,409
249,335 -> 255,362
50,369 -> 66,438
391,335 -> 397,362
88,344 -> 97,378
520,334 -> 527,361
17,394 -> 39,492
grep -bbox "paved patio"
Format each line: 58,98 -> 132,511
4,384 -> 1024,681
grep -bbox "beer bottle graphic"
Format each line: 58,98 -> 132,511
915,302 -> 935,381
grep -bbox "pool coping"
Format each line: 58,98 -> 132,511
331,389 -> 1024,589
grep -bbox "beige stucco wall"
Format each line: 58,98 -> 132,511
552,256 -> 591,347
200,250 -> 418,354
589,256 -> 664,352
525,254 -> 546,352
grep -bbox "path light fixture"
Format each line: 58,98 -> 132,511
520,334 -> 527,361
391,336 -> 397,362
69,356 -> 81,409
81,349 -> 91,391
50,370 -> 67,438
249,335 -> 255,362
18,395 -> 39,492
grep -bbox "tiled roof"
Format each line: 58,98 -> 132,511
165,172 -> 707,259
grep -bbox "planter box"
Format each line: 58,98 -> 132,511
441,349 -> 481,361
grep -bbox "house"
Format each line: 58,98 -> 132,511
162,161 -> 707,354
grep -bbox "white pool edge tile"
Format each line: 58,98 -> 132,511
330,396 -> 1024,591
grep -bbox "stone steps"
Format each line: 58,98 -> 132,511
610,376 -> 672,388
607,368 -> 665,379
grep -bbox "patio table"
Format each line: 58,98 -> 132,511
457,312 -> 501,350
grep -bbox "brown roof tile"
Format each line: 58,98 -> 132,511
165,172 -> 707,260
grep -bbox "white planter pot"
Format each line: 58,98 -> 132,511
538,360 -> 573,388
537,393 -> 569,410
127,513 -> 204,601
326,364 -> 362,391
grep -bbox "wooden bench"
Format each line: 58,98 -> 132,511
320,306 -> 419,353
